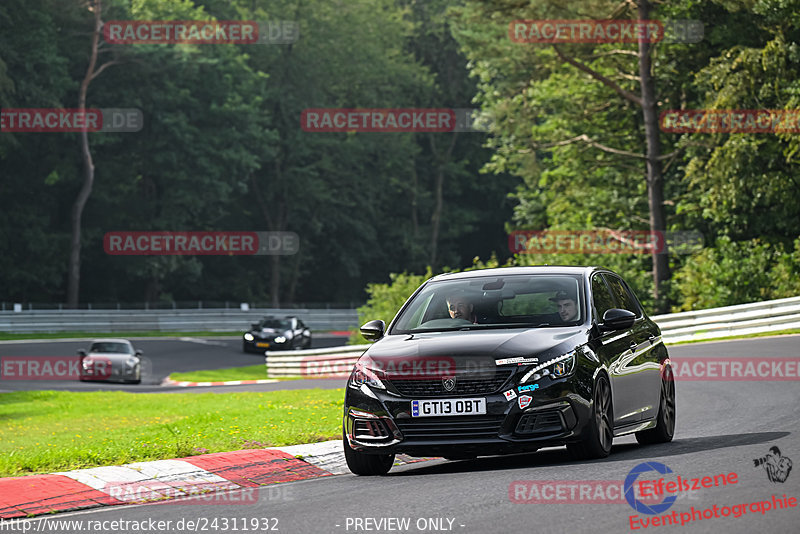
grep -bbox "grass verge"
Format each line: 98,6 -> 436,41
169,365 -> 272,382
0,389 -> 343,477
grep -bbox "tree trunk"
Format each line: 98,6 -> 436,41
637,0 -> 670,311
428,132 -> 458,269
67,0 -> 103,309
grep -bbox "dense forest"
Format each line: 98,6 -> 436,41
1,0 -> 798,312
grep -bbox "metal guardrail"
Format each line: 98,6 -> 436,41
265,295 -> 800,377
266,345 -> 367,378
0,308 -> 359,333
653,295 -> 800,343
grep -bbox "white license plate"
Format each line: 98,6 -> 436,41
411,398 -> 486,417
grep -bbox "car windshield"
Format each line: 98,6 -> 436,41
391,274 -> 584,333
258,319 -> 291,330
89,342 -> 131,353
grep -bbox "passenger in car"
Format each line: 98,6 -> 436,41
446,290 -> 479,324
550,290 -> 579,322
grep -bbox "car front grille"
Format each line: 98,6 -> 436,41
395,416 -> 505,441
387,368 -> 513,397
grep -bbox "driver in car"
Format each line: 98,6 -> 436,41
446,290 -> 478,324
550,290 -> 579,322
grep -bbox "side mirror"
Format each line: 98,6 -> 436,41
360,319 -> 386,341
134,350 -> 143,357
601,308 -> 636,331
77,349 -> 87,357
251,323 -> 259,330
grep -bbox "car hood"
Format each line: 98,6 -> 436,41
85,352 -> 135,362
252,328 -> 289,336
364,327 -> 587,366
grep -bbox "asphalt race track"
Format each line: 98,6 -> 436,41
6,335 -> 800,533
0,335 -> 349,393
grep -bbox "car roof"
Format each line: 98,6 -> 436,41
90,338 -> 132,344
428,266 -> 603,281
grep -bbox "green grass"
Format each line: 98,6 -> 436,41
169,365 -> 270,382
665,328 -> 800,346
0,389 -> 344,477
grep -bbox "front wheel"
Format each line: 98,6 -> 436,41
567,375 -> 613,460
636,364 -> 676,444
343,434 -> 394,476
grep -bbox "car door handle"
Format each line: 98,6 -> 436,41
648,335 -> 656,344
630,342 -> 637,353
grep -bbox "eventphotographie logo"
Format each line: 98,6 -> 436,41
0,108 -> 143,133
103,231 -> 299,256
753,446 -> 793,483
103,20 -> 298,45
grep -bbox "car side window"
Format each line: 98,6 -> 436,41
605,275 -> 642,317
591,274 -> 616,321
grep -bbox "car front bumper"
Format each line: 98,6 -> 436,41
343,377 -> 593,456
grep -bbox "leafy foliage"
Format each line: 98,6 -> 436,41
348,267 -> 433,344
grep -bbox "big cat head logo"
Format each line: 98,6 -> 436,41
442,376 -> 457,392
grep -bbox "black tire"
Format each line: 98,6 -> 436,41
636,364 -> 676,445
567,375 -> 613,460
343,434 -> 394,476
242,341 -> 250,353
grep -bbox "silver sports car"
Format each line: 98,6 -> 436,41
78,338 -> 142,384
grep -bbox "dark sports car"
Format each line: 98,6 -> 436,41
242,316 -> 312,353
343,266 -> 675,475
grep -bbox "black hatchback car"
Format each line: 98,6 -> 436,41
242,316 -> 312,352
343,266 -> 675,475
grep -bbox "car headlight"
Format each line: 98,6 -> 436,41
348,363 -> 386,390
125,357 -> 138,368
244,333 -> 254,341
274,336 -> 286,343
520,351 -> 576,383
